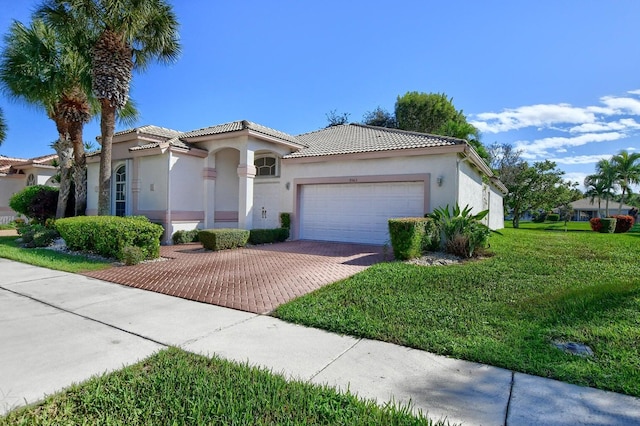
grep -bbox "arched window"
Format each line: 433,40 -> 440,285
114,165 -> 126,217
254,155 -> 278,177
26,173 -> 36,186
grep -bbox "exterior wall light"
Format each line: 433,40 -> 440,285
437,176 -> 443,187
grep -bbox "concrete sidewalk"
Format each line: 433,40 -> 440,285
1,259 -> 639,425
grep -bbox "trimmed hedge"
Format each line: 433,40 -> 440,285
249,228 -> 289,245
388,217 -> 439,260
199,229 -> 249,251
55,216 -> 163,261
546,213 -> 560,222
611,215 -> 634,233
172,229 -> 200,245
589,217 -> 602,232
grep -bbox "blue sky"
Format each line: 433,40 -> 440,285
1,1 -> 639,190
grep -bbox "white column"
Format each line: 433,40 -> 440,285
204,154 -> 216,228
237,149 -> 255,230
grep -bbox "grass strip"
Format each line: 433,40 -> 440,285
2,347 -> 453,425
0,236 -> 110,273
275,222 -> 640,397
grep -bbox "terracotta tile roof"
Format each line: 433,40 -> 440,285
128,137 -> 191,152
0,153 -> 57,174
113,125 -> 182,139
286,124 -> 465,158
181,120 -> 303,146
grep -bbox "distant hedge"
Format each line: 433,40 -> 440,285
249,228 -> 289,245
56,216 -> 163,261
199,229 -> 249,251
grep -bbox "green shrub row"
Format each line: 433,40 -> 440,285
388,217 -> 439,260
172,229 -> 200,245
249,228 -> 289,245
199,229 -> 250,251
546,213 -> 560,222
55,216 -> 163,261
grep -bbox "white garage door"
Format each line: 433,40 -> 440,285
299,182 -> 424,245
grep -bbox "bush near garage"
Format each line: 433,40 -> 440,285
9,185 -> 58,223
279,212 -> 291,230
172,229 -> 200,244
55,216 -> 163,261
388,217 -> 439,260
199,229 -> 250,251
249,228 -> 289,245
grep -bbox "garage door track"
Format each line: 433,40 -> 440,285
83,241 -> 386,314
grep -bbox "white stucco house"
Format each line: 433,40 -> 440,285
0,154 -> 58,224
84,120 -> 507,245
570,197 -> 635,221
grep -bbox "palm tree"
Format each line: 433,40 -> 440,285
39,0 -> 180,215
584,174 -> 613,217
0,107 -> 6,144
611,150 -> 640,214
594,158 -> 618,217
0,19 -> 92,218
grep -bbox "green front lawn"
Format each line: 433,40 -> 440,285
3,348 -> 447,425
0,236 -> 110,273
275,222 -> 640,397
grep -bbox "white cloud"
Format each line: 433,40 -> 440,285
568,118 -> 640,133
551,154 -> 612,165
471,104 -> 596,133
563,172 -> 589,187
600,96 -> 640,115
515,132 -> 624,159
471,91 -> 640,134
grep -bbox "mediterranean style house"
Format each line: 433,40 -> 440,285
1,121 -> 507,244
0,154 -> 58,224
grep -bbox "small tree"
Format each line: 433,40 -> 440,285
325,109 -> 350,127
0,106 -> 6,144
362,106 -> 396,128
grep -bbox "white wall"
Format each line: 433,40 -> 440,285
0,176 -> 25,222
488,184 -> 505,229
138,155 -> 168,211
86,162 -> 99,214
214,148 -> 239,211
169,153 -> 204,212
457,159 -> 485,216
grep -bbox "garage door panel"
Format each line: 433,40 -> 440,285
300,182 -> 424,245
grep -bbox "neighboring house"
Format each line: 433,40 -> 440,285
570,197 -> 635,221
0,154 -> 58,224
85,121 -> 507,245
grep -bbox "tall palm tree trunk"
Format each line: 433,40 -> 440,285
97,99 -> 116,215
52,136 -> 73,219
69,122 -> 87,216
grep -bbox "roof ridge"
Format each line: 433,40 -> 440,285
350,123 -> 468,143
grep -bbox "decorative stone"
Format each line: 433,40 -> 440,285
552,340 -> 594,357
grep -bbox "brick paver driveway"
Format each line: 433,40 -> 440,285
83,241 -> 386,314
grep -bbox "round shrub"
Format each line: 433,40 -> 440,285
172,229 -> 199,245
9,185 -> 58,223
589,217 -> 602,232
546,213 -> 560,222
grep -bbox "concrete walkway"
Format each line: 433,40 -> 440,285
1,259 -> 639,425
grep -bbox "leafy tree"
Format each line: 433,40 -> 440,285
0,18 -> 92,218
325,109 -> 350,127
39,0 -> 181,215
362,106 -> 396,128
611,150 -> 640,214
395,91 -> 489,163
498,160 -> 570,228
0,107 -> 6,144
